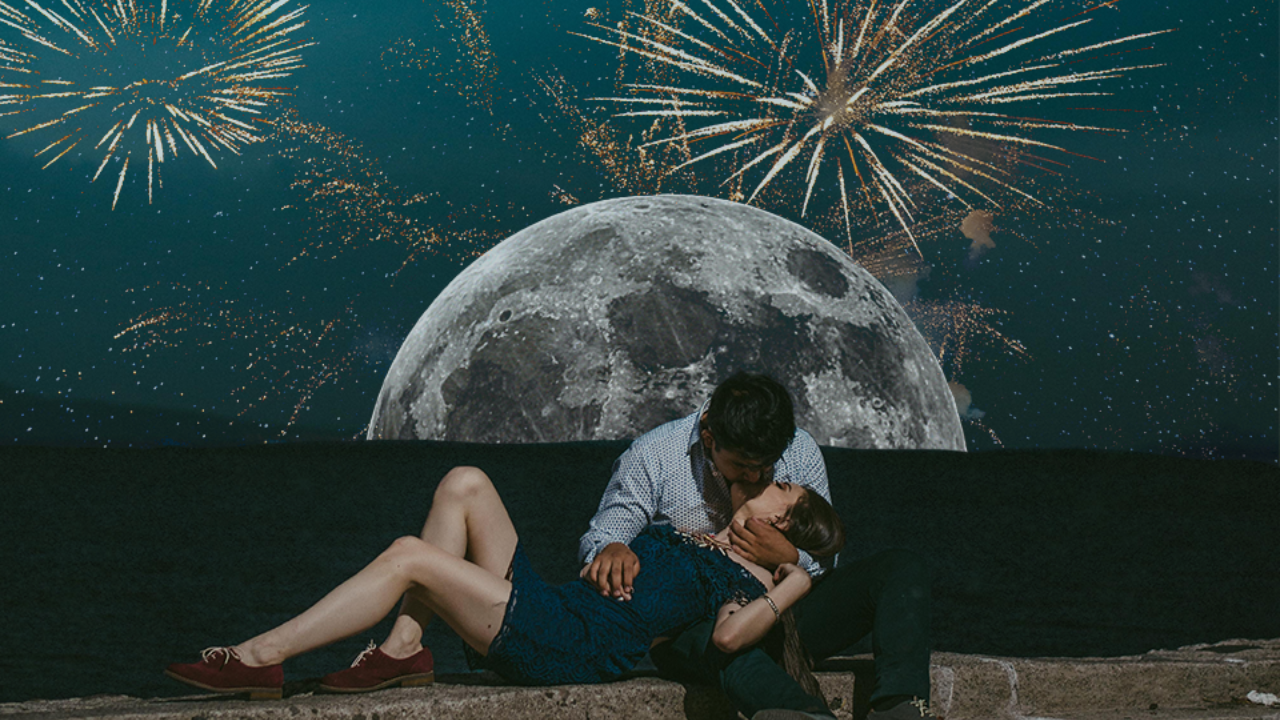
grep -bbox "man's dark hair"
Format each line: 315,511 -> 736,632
705,372 -> 796,460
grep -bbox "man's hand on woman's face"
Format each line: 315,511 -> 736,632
581,542 -> 640,601
729,517 -> 799,570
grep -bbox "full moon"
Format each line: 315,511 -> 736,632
369,195 -> 964,450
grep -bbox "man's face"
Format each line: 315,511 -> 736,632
705,432 -> 777,486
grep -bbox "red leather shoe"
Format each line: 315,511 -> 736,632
320,642 -> 434,693
165,647 -> 283,700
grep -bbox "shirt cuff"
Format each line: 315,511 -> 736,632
797,548 -> 825,577
580,535 -> 621,565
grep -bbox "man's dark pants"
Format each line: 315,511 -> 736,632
651,548 -> 932,718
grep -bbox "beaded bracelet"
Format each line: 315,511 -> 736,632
761,594 -> 780,620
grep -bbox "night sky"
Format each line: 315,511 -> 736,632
1,0 -> 1275,459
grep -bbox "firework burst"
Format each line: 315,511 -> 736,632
0,0 -> 313,209
580,0 -> 1170,254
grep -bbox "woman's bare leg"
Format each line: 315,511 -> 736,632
379,466 -> 519,658
233,536 -> 513,667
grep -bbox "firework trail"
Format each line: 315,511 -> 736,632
949,379 -> 1004,446
382,0 -> 501,116
805,183 -> 962,275
967,417 -> 1004,446
270,111 -> 500,270
534,70 -> 678,196
111,112 -> 506,432
904,298 -> 1030,377
110,111 -> 503,431
114,282 -> 361,433
549,183 -> 581,205
914,299 -> 1029,448
0,0 -> 313,209
0,12 -> 34,72
579,0 -> 1170,254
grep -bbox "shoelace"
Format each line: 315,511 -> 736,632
199,647 -> 240,669
909,698 -> 936,718
349,640 -> 378,668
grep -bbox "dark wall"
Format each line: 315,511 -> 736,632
1,443 -> 1275,702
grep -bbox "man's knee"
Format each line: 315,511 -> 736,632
434,466 -> 493,503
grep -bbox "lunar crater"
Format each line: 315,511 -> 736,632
369,195 -> 964,450
788,247 -> 851,299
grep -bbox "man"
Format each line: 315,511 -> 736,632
580,372 -> 935,720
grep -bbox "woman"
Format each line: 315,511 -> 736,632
166,465 -> 844,698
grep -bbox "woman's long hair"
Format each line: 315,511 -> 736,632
765,608 -> 824,699
770,488 -> 845,703
783,489 -> 844,561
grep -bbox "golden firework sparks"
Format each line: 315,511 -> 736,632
0,0 -> 313,209
114,282 -> 361,433
550,183 -> 581,205
579,0 -> 1171,255
533,70 -> 675,196
904,298 -> 1031,377
270,110 -> 506,270
967,417 -> 1004,446
268,111 -> 474,270
382,0 -> 500,117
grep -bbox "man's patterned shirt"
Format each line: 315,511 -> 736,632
579,402 -> 832,576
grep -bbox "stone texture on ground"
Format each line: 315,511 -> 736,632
3,639 -> 1276,720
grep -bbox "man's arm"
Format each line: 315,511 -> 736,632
578,443 -> 661,598
790,429 -> 832,503
792,432 -> 832,575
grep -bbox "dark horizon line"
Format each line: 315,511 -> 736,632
3,383 -> 1275,464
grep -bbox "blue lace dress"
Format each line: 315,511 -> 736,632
468,524 -> 766,685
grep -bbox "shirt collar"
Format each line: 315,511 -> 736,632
686,399 -> 712,452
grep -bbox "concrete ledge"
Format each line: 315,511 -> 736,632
3,639 -> 1277,720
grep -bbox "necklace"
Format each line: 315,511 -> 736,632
677,530 -> 733,556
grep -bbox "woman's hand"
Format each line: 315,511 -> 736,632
712,562 -> 813,653
773,562 -> 811,590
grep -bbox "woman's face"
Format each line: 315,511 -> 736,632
739,482 -> 806,531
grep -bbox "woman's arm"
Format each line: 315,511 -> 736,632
710,563 -> 811,653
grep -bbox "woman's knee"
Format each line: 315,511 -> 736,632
386,535 -> 431,558
382,536 -> 441,578
434,466 -> 495,504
